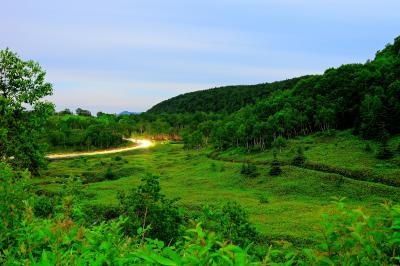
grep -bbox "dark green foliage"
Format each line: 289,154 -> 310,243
269,160 -> 282,176
81,204 -> 120,225
365,143 -> 373,152
376,141 -> 394,160
258,194 -> 269,204
33,195 -> 55,218
104,167 -> 116,180
45,114 -> 128,151
182,129 -> 204,149
199,201 -> 259,247
148,77 -> 305,113
272,136 -> 287,152
0,48 -> 54,173
76,107 -> 92,116
270,151 -> 282,176
292,146 -> 306,166
118,174 -> 183,243
240,162 -> 259,178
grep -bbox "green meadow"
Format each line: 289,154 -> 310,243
35,130 -> 400,247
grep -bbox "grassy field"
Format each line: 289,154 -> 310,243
34,130 -> 400,246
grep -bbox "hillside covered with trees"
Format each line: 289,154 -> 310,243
147,77 -> 305,113
146,36 -> 400,151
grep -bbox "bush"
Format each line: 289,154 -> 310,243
33,195 -> 55,218
104,167 -> 116,180
81,204 -> 120,225
292,146 -> 306,166
272,136 -> 287,152
269,155 -> 282,176
376,141 -> 394,159
240,162 -> 259,178
270,149 -> 282,176
198,201 -> 259,247
311,199 -> 400,265
258,194 -> 269,204
118,174 -> 183,243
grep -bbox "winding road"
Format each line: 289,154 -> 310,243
47,139 -> 153,159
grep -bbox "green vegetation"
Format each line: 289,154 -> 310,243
148,77 -> 304,113
45,113 -> 131,152
0,48 -> 54,173
1,36 -> 400,264
37,135 -> 400,244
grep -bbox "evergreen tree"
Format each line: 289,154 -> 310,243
292,146 -> 306,166
376,140 -> 394,160
240,162 -> 258,178
269,149 -> 282,176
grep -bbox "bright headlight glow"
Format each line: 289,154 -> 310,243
47,138 -> 154,159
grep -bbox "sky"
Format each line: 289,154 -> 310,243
1,0 -> 400,113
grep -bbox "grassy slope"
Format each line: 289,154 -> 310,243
35,131 -> 400,246
216,130 -> 400,185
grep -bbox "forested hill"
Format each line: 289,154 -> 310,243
147,77 -> 305,113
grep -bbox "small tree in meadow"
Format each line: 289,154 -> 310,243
240,162 -> 259,178
269,149 -> 282,176
292,146 -> 306,166
272,136 -> 286,152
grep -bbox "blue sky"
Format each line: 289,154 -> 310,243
1,0 -> 400,113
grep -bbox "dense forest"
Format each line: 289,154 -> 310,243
145,36 -> 400,151
148,77 -> 305,113
1,37 -> 400,265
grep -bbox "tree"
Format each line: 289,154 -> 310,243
76,108 -> 92,116
292,146 -> 306,166
269,150 -> 282,176
0,48 -> 54,173
58,108 -> 72,115
376,140 -> 394,160
240,162 -> 258,178
118,174 -> 183,243
272,136 -> 286,152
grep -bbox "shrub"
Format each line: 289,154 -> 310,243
240,162 -> 259,178
272,136 -> 287,152
269,160 -> 282,176
118,174 -> 183,243
258,194 -> 269,204
198,201 -> 259,247
104,167 -> 116,180
311,198 -> 400,265
376,141 -> 394,159
81,204 -> 120,225
292,146 -> 306,166
33,195 -> 54,218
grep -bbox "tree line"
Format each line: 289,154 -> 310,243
148,36 -> 400,151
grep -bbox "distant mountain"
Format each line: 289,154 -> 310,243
147,76 -> 306,114
118,111 -> 140,116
